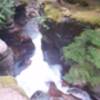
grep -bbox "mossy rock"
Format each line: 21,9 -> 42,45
44,4 -> 61,21
0,76 -> 17,87
71,10 -> 100,26
41,0 -> 100,26
0,76 -> 29,99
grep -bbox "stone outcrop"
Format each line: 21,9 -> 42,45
0,76 -> 29,100
39,0 -> 100,26
0,32 -> 35,76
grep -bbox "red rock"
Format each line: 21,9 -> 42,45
48,82 -> 62,97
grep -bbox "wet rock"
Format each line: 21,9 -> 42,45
0,39 -> 14,76
31,91 -> 50,100
31,84 -> 80,100
40,18 -> 88,49
62,94 -> 81,100
48,82 -> 81,100
62,0 -> 89,6
14,4 -> 27,26
90,86 -> 100,100
41,39 -> 61,65
48,82 -> 62,97
0,32 -> 35,76
0,4 -> 35,76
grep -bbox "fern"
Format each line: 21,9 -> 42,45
0,0 -> 15,28
63,29 -> 100,87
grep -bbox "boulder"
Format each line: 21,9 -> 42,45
0,32 -> 35,76
0,76 -> 29,100
0,39 -> 14,76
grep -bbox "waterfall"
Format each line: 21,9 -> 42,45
16,18 -> 62,97
16,18 -> 92,100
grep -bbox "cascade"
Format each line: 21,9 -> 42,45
16,18 -> 91,100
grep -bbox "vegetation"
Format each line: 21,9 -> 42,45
0,0 -> 15,29
40,0 -> 100,26
63,29 -> 100,87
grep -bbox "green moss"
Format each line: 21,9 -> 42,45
44,3 -> 63,22
72,11 -> 100,25
0,76 -> 29,99
0,76 -> 17,87
42,1 -> 100,25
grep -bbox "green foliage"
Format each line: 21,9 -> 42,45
63,29 -> 100,87
0,0 -> 15,28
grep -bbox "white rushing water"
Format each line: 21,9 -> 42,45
16,19 -> 62,97
16,19 -> 92,100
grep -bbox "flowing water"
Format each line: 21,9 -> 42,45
16,18 -> 92,100
16,18 -> 63,97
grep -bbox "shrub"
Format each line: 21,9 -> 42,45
63,29 -> 100,87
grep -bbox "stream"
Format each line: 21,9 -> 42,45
16,18 -> 63,97
16,18 -> 92,100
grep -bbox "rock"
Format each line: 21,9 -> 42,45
0,39 -> 14,76
0,88 -> 28,100
48,82 -> 81,100
39,0 -> 100,26
62,94 -> 80,100
31,91 -> 50,100
48,82 -> 62,97
14,4 -> 27,26
0,76 -> 29,100
41,39 -> 61,65
0,39 -> 8,54
31,82 -> 80,100
90,86 -> 100,100
40,17 -> 89,48
0,32 -> 35,76
0,4 -> 35,76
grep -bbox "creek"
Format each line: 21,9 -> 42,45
16,18 -> 63,97
16,18 -> 91,100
